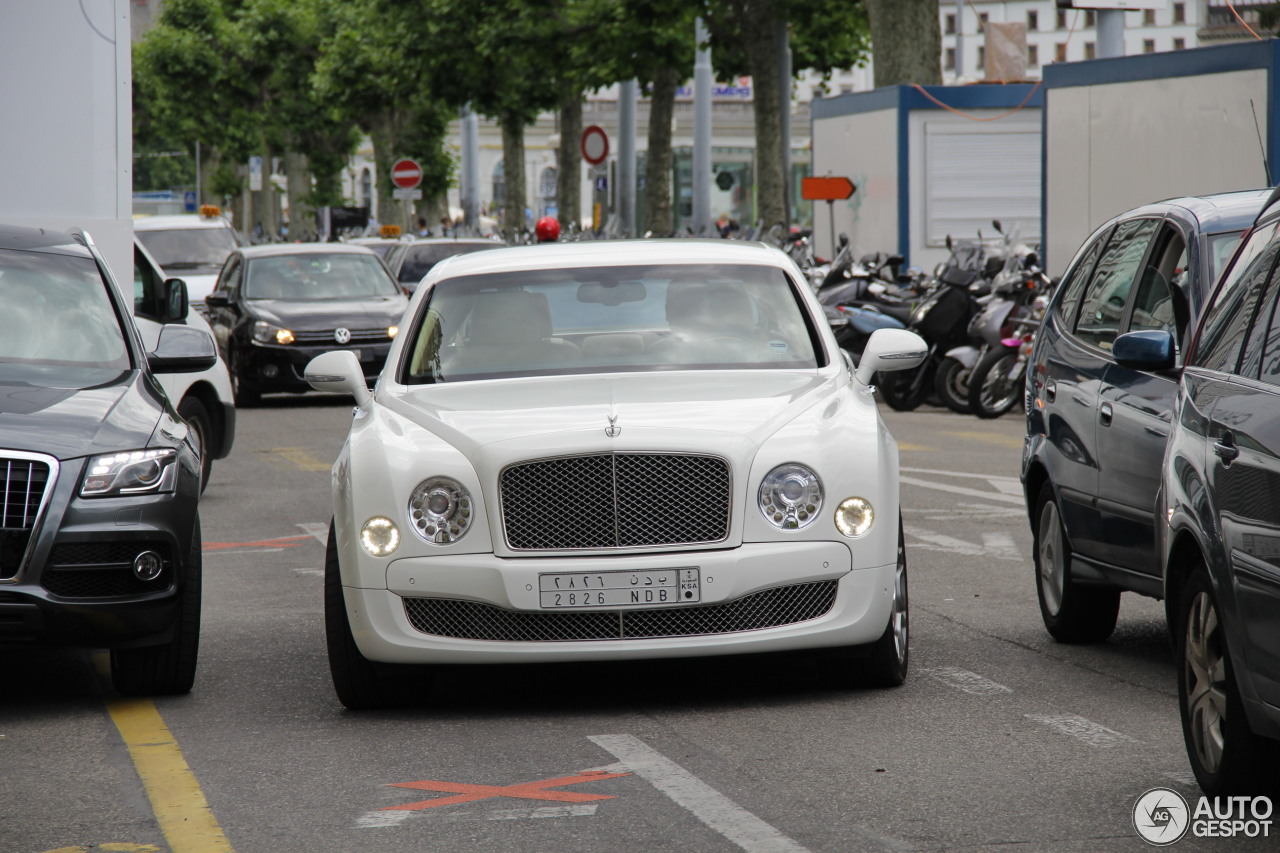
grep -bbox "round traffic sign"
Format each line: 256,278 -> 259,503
391,158 -> 423,190
581,126 -> 609,166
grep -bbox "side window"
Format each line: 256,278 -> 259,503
1193,220 -> 1280,373
1053,227 -> 1108,329
133,245 -> 164,321
1075,218 -> 1161,351
219,257 -> 242,298
1128,224 -> 1189,348
1255,284 -> 1280,384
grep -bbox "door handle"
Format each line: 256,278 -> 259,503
1045,379 -> 1057,403
1214,432 -> 1240,464
1099,402 -> 1113,427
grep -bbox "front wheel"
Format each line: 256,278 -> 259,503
968,347 -> 1024,419
823,519 -> 908,688
1033,483 -> 1119,643
177,397 -> 214,494
933,357 -> 974,414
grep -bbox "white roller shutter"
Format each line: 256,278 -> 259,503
924,123 -> 1042,248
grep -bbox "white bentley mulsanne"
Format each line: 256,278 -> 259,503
305,240 -> 926,708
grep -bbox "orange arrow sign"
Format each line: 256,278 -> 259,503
801,176 -> 856,201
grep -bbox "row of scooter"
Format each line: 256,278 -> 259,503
809,222 -> 1051,419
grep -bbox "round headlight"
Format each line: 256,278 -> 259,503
758,463 -> 823,530
834,497 -> 874,538
360,517 -> 400,556
408,477 -> 473,544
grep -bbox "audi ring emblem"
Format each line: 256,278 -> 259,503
334,328 -> 352,345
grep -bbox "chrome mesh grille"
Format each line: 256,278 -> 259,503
1,458 -> 51,580
500,453 -> 731,550
402,581 -> 837,642
291,328 -> 390,345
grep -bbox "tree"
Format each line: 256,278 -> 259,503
864,0 -> 941,88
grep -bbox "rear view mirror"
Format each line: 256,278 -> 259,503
577,281 -> 646,306
855,328 -> 927,387
163,278 -> 189,322
1113,330 -> 1176,371
148,324 -> 217,374
305,350 -> 371,406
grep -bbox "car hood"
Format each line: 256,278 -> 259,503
247,297 -> 408,330
176,272 -> 219,303
0,375 -> 162,460
384,370 -> 834,455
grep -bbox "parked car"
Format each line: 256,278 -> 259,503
303,240 -> 927,708
0,224 -> 216,695
385,237 -> 502,294
1021,189 -> 1269,643
1158,187 -> 1280,795
134,209 -> 242,311
204,243 -> 409,406
346,237 -> 409,270
133,239 -> 236,491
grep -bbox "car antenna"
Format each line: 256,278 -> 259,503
1252,99 -> 1272,186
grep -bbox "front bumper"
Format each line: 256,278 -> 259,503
239,340 -> 392,393
342,541 -> 896,664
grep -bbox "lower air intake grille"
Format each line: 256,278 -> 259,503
402,581 -> 837,642
41,542 -> 173,598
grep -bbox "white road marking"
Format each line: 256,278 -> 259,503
485,805 -> 598,820
202,548 -> 286,556
356,810 -> 411,828
982,531 -> 1017,554
589,734 -> 810,853
906,526 -> 1021,561
291,568 -> 323,577
1025,714 -> 1139,748
354,800 -> 598,828
904,502 -> 1023,522
922,667 -> 1013,696
297,522 -> 330,546
900,475 -> 1024,506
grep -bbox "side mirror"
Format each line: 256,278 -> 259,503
1113,330 -> 1176,371
163,278 -> 189,322
304,350 -> 371,407
204,292 -> 230,309
148,324 -> 217,374
855,328 -> 927,387
993,219 -> 1004,234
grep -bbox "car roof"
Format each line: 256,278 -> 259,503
238,242 -> 379,259
0,223 -> 93,258
1126,188 -> 1272,234
431,239 -> 792,278
134,214 -> 236,231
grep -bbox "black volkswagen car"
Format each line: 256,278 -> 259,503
204,244 -> 409,405
0,224 -> 216,695
1021,189 -> 1269,643
1160,188 -> 1280,795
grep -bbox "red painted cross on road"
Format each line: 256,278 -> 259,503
381,770 -> 631,811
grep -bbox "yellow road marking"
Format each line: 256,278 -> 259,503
106,698 -> 236,853
43,846 -> 161,853
897,442 -> 937,451
259,446 -> 332,472
942,430 -> 1024,449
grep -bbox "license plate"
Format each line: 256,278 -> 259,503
538,568 -> 700,609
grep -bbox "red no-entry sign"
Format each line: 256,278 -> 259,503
581,126 -> 609,166
391,158 -> 423,190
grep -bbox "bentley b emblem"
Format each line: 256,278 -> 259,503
334,327 -> 352,345
605,414 -> 621,438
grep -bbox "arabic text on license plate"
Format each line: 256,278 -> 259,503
538,568 -> 700,609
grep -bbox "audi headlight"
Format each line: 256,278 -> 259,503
408,477 -> 473,544
834,497 -> 874,537
360,517 -> 400,556
758,463 -> 823,530
253,320 -> 294,345
81,449 -> 178,497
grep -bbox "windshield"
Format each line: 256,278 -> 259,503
398,243 -> 497,284
0,248 -> 132,387
246,253 -> 401,300
402,263 -> 821,384
136,226 -> 239,269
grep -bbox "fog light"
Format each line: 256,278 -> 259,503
360,517 -> 400,556
834,497 -> 874,537
262,363 -> 280,379
133,550 -> 164,581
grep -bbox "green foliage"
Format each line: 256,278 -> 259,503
705,0 -> 871,80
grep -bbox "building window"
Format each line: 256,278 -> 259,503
811,86 -> 824,100
1174,37 -> 1186,50
945,13 -> 956,35
1143,39 -> 1156,53
1085,11 -> 1096,27
1084,41 -> 1096,59
1055,42 -> 1067,62
1143,10 -> 1156,26
1173,2 -> 1185,24
840,84 -> 853,94
1028,10 -> 1039,31
977,45 -> 986,68
979,12 -> 989,31
1057,11 -> 1067,29
360,168 -> 372,207
1028,44 -> 1039,67
945,47 -> 956,70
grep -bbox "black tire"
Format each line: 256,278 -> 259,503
1033,482 -> 1119,643
877,369 -> 929,412
1177,564 -> 1280,796
177,396 -> 214,494
231,355 -> 260,408
325,522 -> 433,710
933,357 -> 973,414
111,519 -> 201,696
968,347 -> 1024,420
824,519 -> 908,688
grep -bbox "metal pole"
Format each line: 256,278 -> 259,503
693,19 -> 712,235
777,19 -> 792,229
619,79 -> 637,237
461,104 -> 481,230
195,139 -> 202,207
1097,9 -> 1124,58
955,0 -> 964,80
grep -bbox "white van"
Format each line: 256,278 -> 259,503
134,210 -> 241,311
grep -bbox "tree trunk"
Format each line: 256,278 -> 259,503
643,66 -> 679,236
500,114 -> 527,242
556,95 -> 583,233
198,146 -> 221,208
285,151 -> 315,242
744,1 -> 786,233
369,115 -> 403,233
252,145 -> 279,242
865,0 -> 942,88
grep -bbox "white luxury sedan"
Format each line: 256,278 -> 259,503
304,240 -> 926,708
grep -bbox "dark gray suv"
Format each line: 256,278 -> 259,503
0,225 -> 216,695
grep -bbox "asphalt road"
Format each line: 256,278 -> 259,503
0,396 -> 1269,853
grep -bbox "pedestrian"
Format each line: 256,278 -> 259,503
416,217 -> 430,237
439,215 -> 453,237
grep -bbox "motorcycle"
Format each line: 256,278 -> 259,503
966,277 -> 1050,419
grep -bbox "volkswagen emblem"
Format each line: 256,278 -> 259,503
334,328 -> 352,345
605,414 -> 621,438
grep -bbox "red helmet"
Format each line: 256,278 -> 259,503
535,216 -> 560,243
